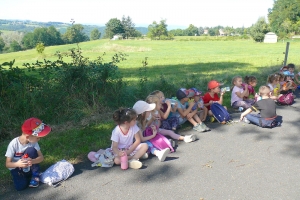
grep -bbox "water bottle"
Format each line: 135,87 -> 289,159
22,154 -> 30,172
120,151 -> 128,170
238,107 -> 244,112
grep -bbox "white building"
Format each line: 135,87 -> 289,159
263,32 -> 278,43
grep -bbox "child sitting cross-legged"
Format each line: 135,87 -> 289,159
174,88 -> 210,132
240,85 -> 280,128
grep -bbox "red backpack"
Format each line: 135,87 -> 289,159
277,93 -> 294,105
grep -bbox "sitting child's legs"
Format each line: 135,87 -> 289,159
10,167 -> 31,191
232,100 -> 253,109
146,141 -> 169,162
245,113 -> 261,126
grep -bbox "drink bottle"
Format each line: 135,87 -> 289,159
120,151 -> 128,170
22,154 -> 30,172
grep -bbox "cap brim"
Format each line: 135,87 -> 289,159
37,125 -> 51,137
147,103 -> 156,111
187,91 -> 195,98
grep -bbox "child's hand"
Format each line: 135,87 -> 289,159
209,100 -> 214,105
165,100 -> 171,107
17,158 -> 29,168
150,125 -> 157,136
186,113 -> 193,119
189,101 -> 195,107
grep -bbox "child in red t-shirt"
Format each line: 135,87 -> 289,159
203,80 -> 227,122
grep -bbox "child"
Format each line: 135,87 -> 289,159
285,63 -> 300,84
203,80 -> 227,122
281,75 -> 297,98
150,90 -> 179,131
242,76 -> 257,100
174,88 -> 210,132
231,76 -> 254,111
145,95 -> 196,143
267,74 -> 281,100
189,87 -> 208,122
240,85 -> 280,128
133,100 -> 171,162
111,108 -> 148,169
5,117 -> 51,191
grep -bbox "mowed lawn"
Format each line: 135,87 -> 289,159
1,38 -> 300,86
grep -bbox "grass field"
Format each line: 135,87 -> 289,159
1,37 -> 300,192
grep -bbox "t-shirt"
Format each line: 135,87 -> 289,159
111,124 -> 139,149
5,137 -> 40,170
173,100 -> 188,118
250,98 -> 276,118
203,92 -> 220,110
231,86 -> 244,105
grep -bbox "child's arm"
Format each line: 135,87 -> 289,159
240,108 -> 252,121
112,141 -> 122,157
126,132 -> 142,155
235,85 -> 249,98
6,157 -> 29,169
295,73 -> 300,84
177,101 -> 195,118
138,125 -> 157,142
160,101 -> 171,119
29,150 -> 44,165
217,93 -> 224,105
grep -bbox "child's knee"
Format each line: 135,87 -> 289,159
114,157 -> 121,165
141,143 -> 148,151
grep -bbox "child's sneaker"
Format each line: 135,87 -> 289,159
140,152 -> 148,160
169,139 -> 176,147
200,122 -> 211,131
183,135 -> 196,143
193,124 -> 205,132
29,176 -> 39,188
156,148 -> 170,162
128,159 -> 142,169
242,117 -> 250,124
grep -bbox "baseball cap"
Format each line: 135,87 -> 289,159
176,88 -> 195,100
207,80 -> 223,90
21,117 -> 51,137
190,88 -> 202,96
133,100 -> 156,115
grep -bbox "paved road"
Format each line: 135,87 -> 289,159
3,91 -> 300,200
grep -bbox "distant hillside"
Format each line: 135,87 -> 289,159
0,19 -> 148,38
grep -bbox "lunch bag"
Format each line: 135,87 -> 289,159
277,93 -> 294,105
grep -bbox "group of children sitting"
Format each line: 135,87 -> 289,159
5,63 -> 300,191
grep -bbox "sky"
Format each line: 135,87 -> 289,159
0,0 -> 274,29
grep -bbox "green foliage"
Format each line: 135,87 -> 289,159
249,17 -> 270,42
147,20 -> 172,40
104,18 -> 125,39
62,24 -> 89,44
9,40 -> 21,51
121,15 -> 137,38
36,42 -> 45,54
0,36 -> 5,52
0,47 -> 128,140
90,28 -> 101,40
268,0 -> 300,35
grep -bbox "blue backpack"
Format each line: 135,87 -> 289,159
210,103 -> 231,124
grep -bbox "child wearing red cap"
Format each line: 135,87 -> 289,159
5,117 -> 51,190
203,80 -> 228,122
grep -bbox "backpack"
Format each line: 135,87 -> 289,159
210,103 -> 231,124
40,160 -> 74,187
277,93 -> 294,105
143,127 -> 174,152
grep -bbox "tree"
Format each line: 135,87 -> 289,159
147,20 -> 170,40
104,18 -> 124,39
121,16 -> 136,38
268,0 -> 300,34
63,24 -> 89,44
0,37 -> 5,52
250,17 -> 270,42
90,28 -> 101,40
208,29 -> 216,36
36,42 -> 45,54
10,40 -> 21,51
186,24 -> 199,36
47,26 -> 63,45
198,27 -> 204,35
22,32 -> 35,49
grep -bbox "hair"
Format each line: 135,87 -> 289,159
287,63 -> 295,69
259,85 -> 271,96
149,90 -> 164,100
112,108 -> 137,125
231,76 -> 242,89
146,95 -> 160,106
244,75 -> 257,84
275,72 -> 285,81
267,74 -> 279,84
284,74 -> 292,81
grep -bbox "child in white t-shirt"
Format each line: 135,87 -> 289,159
111,108 -> 148,169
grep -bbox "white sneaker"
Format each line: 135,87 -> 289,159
128,159 -> 142,169
183,135 -> 196,143
140,153 -> 148,160
156,148 -> 170,162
